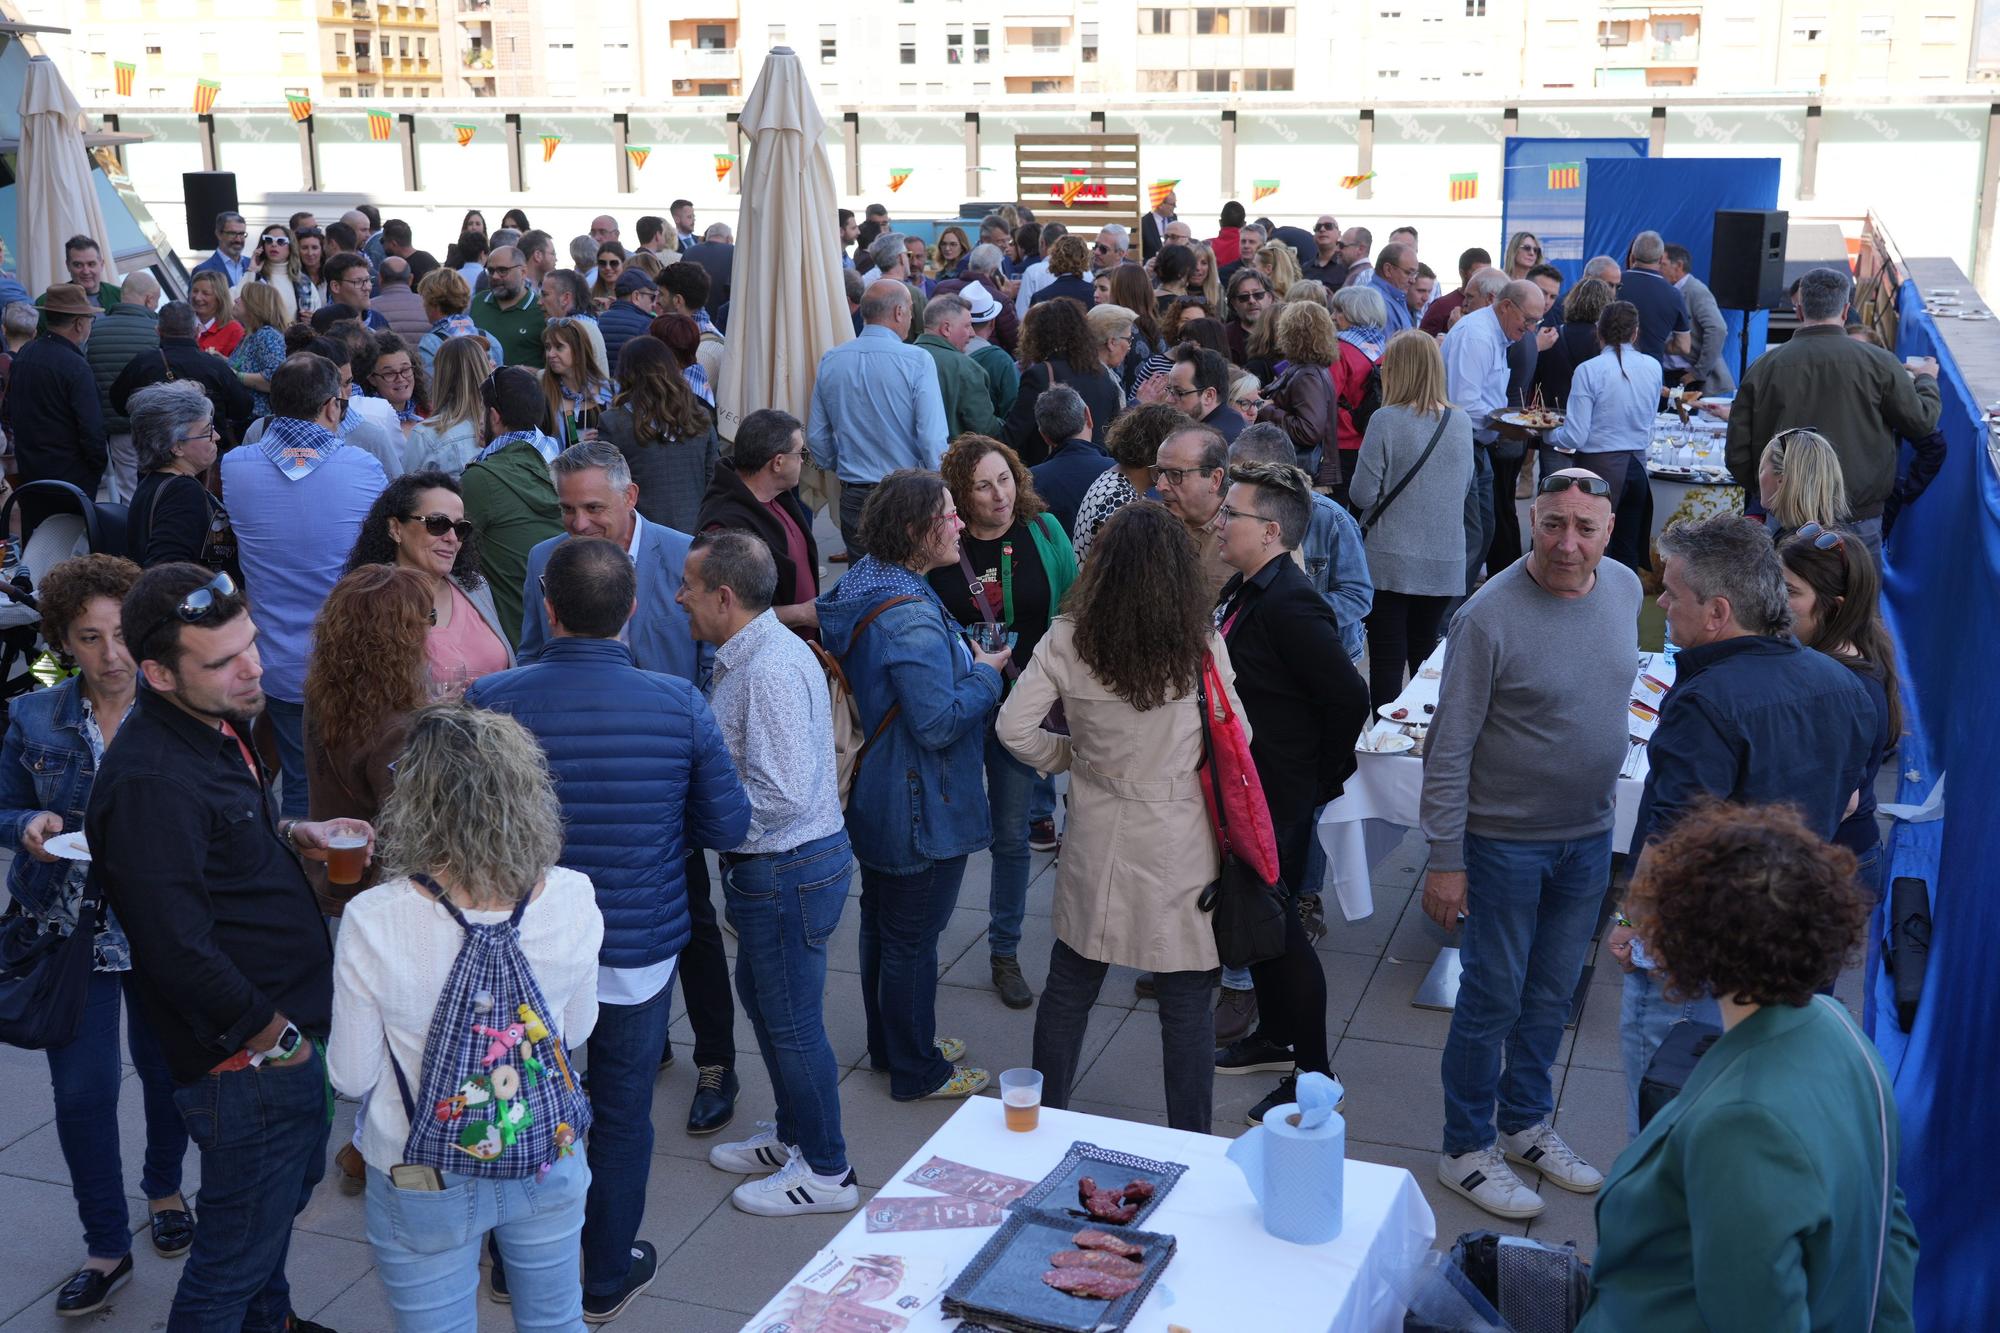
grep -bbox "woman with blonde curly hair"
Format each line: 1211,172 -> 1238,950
1029,234 -> 1096,309
1256,300 -> 1341,477
926,434 -> 1078,1009
1256,241 -> 1303,298
227,281 -> 291,417
996,501 -> 1247,1131
1583,801 -> 1915,1332
190,268 -> 244,356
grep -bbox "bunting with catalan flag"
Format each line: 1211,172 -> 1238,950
541,133 -> 562,162
888,167 -> 914,193
1340,172 -> 1375,190
286,93 -> 313,123
1059,170 -> 1088,207
626,145 -> 650,171
114,62 -> 135,96
1547,162 -> 1581,191
1449,171 -> 1479,202
1148,179 -> 1179,211
192,79 -> 221,115
366,108 -> 393,141
714,152 -> 737,182
454,123 -> 477,147
1251,179 -> 1280,202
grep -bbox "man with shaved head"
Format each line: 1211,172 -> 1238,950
1421,463 -> 1637,1221
591,214 -> 621,246
807,278 -> 949,555
470,243 -> 546,368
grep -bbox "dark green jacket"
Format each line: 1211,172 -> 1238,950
915,332 -> 1004,440
83,303 -> 160,432
1724,324 -> 1941,519
459,440 -> 562,647
970,340 -> 1021,419
1580,997 -> 1917,1333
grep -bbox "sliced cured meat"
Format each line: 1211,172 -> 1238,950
1072,1229 -> 1143,1258
1119,1179 -> 1155,1203
1042,1268 -> 1141,1300
1049,1250 -> 1143,1278
1077,1176 -> 1139,1224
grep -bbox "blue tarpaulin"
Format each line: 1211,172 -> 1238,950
1499,136 -> 1646,287
1879,280 -> 2000,1329
1580,156 -> 1779,374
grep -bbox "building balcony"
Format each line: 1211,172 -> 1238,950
662,46 -> 740,79
462,47 -> 495,69
1002,43 -> 1073,76
356,53 -> 373,71
1648,36 -> 1699,62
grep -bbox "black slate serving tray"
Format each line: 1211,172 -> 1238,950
1009,1141 -> 1188,1230
941,1205 -> 1176,1333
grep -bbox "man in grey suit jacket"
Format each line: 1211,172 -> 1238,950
1664,245 -> 1734,393
517,440 -> 743,1136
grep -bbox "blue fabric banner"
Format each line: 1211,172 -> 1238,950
1500,136 -> 1647,287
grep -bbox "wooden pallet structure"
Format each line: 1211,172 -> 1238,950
1013,133 -> 1142,235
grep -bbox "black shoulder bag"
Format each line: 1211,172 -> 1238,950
1359,409 -> 1454,537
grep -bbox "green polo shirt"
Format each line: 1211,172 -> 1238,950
470,287 -> 547,369
34,282 -> 123,335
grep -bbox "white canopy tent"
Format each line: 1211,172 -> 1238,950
15,54 -> 119,298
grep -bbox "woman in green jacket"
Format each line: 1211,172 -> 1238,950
1582,801 -> 1918,1333
928,434 -> 1078,1012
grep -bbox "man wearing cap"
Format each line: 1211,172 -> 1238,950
2,283 -> 108,500
470,245 -> 547,370
962,284 -> 1020,419
600,269 -> 661,373
461,366 -> 565,646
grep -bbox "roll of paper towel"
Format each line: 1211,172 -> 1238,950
1226,1071 -> 1345,1244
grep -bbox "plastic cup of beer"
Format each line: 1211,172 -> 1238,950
1000,1068 -> 1043,1132
325,833 -> 370,886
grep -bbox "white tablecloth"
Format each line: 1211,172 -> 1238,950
759,1099 -> 1436,1333
1317,644 -> 1667,920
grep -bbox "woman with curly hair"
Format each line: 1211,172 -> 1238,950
600,334 -> 719,534
1256,301 -> 1341,477
1582,801 -> 1916,1333
1071,401 -> 1186,562
190,268 -> 244,356
539,315 -> 616,446
927,435 -> 1079,1010
1003,297 -> 1121,463
1028,234 -> 1095,309
997,501 -> 1246,1132
344,470 -> 514,694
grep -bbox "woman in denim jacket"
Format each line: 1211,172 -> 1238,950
0,556 -> 192,1316
816,471 -> 1013,1102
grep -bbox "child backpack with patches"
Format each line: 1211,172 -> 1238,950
389,874 -> 590,1178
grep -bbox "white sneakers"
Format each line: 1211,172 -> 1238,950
710,1122 -> 861,1217
1440,1123 -> 1602,1221
730,1152 -> 861,1217
1499,1121 -> 1605,1194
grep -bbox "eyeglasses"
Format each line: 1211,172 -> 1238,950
176,423 -> 221,445
405,512 -> 473,541
1217,503 -> 1275,525
788,442 -> 814,464
372,364 -> 415,383
1093,243 -> 1112,253
1537,473 -> 1612,498
136,570 -> 240,655
1793,522 -> 1845,552
1152,464 -> 1215,486
1233,291 -> 1269,304
220,230 -> 248,240
1163,385 -> 1201,399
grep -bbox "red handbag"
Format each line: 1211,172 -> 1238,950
1194,654 -> 1281,886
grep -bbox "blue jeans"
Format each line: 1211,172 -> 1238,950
1440,831 -> 1611,1156
858,855 -> 968,1099
579,979 -> 674,1299
366,1152 -> 590,1333
1028,773 -> 1056,825
167,1041 -> 332,1332
984,731 -> 1035,960
721,831 -> 853,1175
1619,968 -> 1720,1137
263,696 -> 309,820
46,970 -> 188,1258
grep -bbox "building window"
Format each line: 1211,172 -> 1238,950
1248,7 -> 1289,34
1858,15 -> 1891,42
335,32 -> 347,52
1141,69 -> 1182,91
974,26 -> 990,60
1030,78 -> 1065,92
339,85 -> 353,96
899,82 -> 916,94
1195,68 -> 1232,91
900,23 -> 917,63
947,29 -> 963,61
1030,26 -> 1062,50
1791,19 -> 1826,42
820,23 -> 837,63
1241,68 -> 1294,89
1599,19 -> 1630,45
1376,67 -> 1399,78
359,82 -> 375,94
1466,0 -> 1485,14
1378,8 -> 1401,16
973,81 -> 991,94
1921,14 -> 1956,43
1082,20 -> 1097,59
1195,7 -> 1230,35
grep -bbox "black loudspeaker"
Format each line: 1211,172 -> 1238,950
182,171 -> 239,251
1709,208 -> 1789,310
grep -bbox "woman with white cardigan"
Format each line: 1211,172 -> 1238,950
329,705 -> 602,1331
1545,300 -> 1664,573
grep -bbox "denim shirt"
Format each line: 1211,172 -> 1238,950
816,558 -> 1003,874
0,678 -> 132,971
1301,493 -> 1373,662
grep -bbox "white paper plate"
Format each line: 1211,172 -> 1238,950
1356,730 -> 1415,755
1377,702 -> 1434,722
44,832 -> 91,861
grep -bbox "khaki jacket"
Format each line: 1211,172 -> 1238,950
997,618 -> 1245,974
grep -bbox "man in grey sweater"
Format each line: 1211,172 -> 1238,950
1418,468 -> 1640,1221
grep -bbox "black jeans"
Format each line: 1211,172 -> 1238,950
675,848 -> 735,1071
1247,816 -> 1333,1079
1486,448 -> 1525,577
837,482 -> 876,559
1365,590 -> 1452,711
1034,939 -> 1217,1133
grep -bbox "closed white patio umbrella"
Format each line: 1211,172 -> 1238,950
16,55 -> 120,298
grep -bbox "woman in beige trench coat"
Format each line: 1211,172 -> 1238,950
997,502 -> 1247,1132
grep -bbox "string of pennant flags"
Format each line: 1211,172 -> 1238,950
715,153 -> 737,182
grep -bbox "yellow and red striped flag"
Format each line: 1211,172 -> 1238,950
192,79 -> 221,114
453,123 -> 476,146
1449,172 -> 1478,202
541,134 -> 562,162
114,62 -> 135,96
1340,172 -> 1375,189
888,167 -> 914,194
286,93 -> 313,122
367,108 -> 393,141
714,152 -> 736,182
1547,162 -> 1580,190
626,145 -> 650,171
1059,170 -> 1088,207
1148,179 -> 1179,211
1251,179 -> 1279,202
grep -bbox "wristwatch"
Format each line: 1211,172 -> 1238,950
250,1022 -> 304,1068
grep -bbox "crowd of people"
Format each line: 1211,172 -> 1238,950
0,191 -> 1931,1331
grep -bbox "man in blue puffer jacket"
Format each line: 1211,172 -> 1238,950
468,536 -> 750,1323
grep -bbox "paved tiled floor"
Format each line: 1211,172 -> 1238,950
5,821 -> 1816,1330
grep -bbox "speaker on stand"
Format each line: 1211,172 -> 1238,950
1710,208 -> 1789,382
181,171 -> 240,252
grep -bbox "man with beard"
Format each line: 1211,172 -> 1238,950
470,245 -> 547,369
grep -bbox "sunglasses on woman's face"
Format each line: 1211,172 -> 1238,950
405,513 -> 473,541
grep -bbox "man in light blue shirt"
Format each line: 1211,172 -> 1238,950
1442,272 -> 1549,592
1370,241 -> 1420,335
218,353 -> 387,816
808,279 -> 949,557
